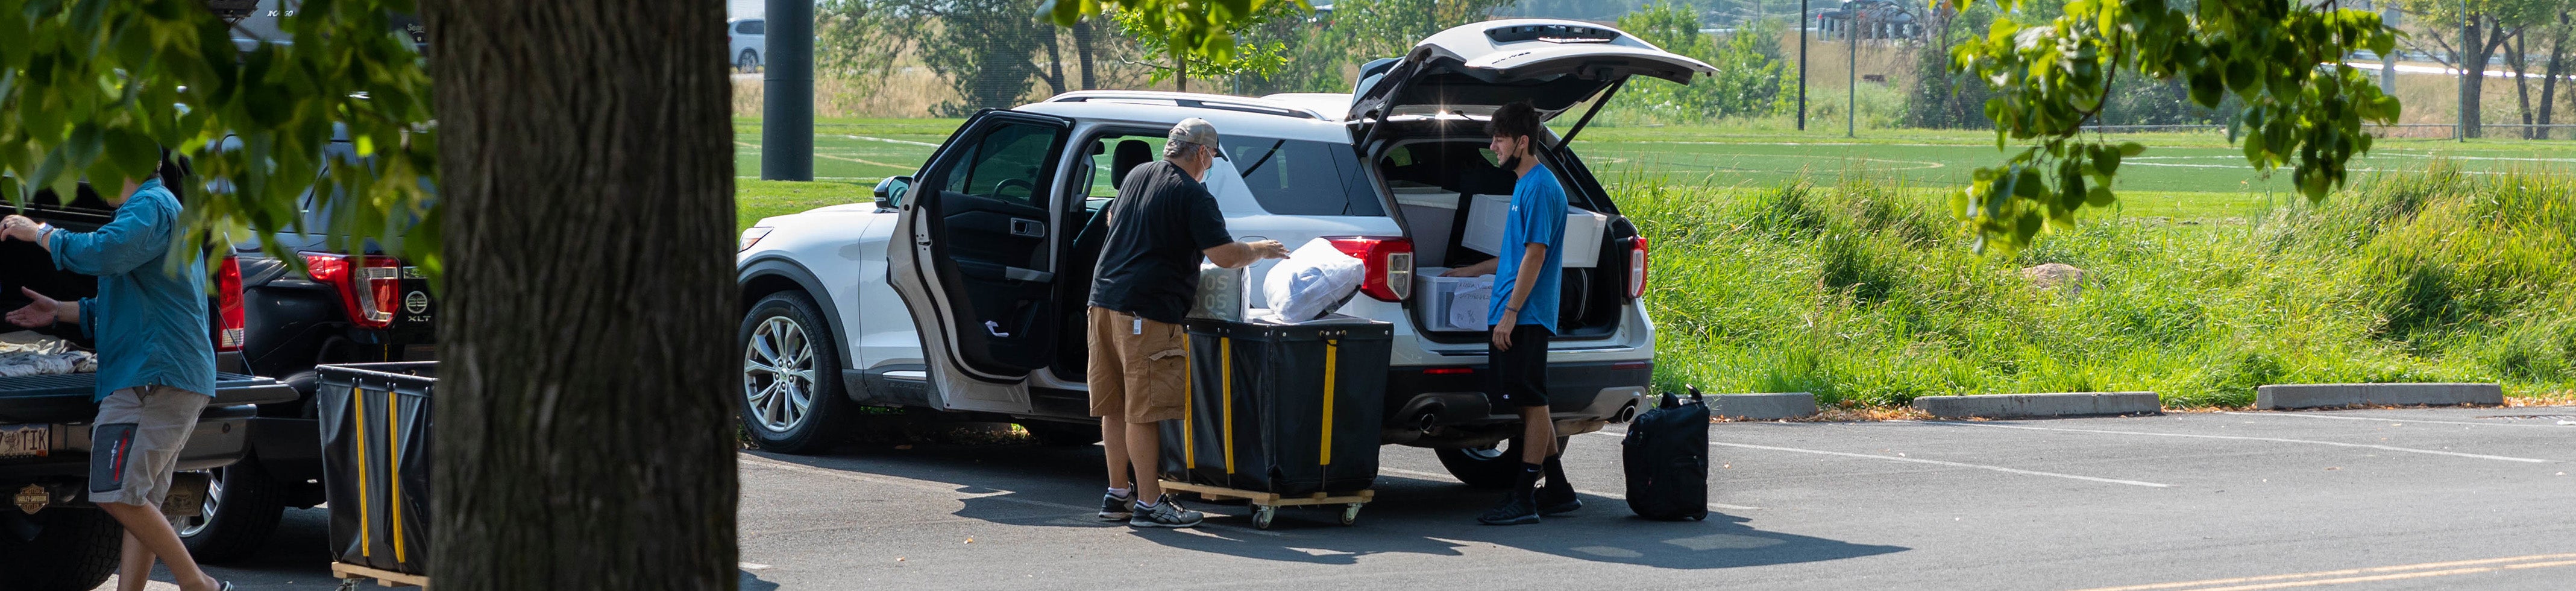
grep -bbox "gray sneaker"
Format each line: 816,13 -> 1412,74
1127,494 -> 1205,528
1099,490 -> 1136,520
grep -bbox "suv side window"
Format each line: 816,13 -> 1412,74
737,20 -> 764,35
942,124 -> 1057,209
1220,137 -> 1383,216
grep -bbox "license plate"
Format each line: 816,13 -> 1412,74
0,425 -> 49,458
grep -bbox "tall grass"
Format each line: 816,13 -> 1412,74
1628,163 -> 2576,406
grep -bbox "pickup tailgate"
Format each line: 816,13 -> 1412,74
0,373 -> 296,423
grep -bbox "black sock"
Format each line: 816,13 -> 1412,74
1518,463 -> 1544,488
1542,455 -> 1570,489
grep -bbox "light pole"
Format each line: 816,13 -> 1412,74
1848,5 -> 1859,139
762,0 -> 813,180
1798,0 -> 1809,131
2457,0 -> 2469,142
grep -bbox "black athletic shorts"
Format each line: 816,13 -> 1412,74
1486,324 -> 1553,408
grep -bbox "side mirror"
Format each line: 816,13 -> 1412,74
873,175 -> 913,210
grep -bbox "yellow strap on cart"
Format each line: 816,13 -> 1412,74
1181,337 -> 1193,470
1321,340 -> 1338,467
388,387 -> 406,563
1221,338 -> 1235,475
353,385 -> 372,557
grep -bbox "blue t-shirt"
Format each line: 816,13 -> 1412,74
1491,164 -> 1566,333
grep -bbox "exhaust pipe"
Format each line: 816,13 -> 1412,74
1414,404 -> 1444,434
1612,401 -> 1638,423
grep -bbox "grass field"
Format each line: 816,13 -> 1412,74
734,118 -> 2576,406
732,116 -> 2576,225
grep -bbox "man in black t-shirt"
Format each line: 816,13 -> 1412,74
1087,118 -> 1287,528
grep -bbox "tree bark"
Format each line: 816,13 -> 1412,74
422,1 -> 741,589
2511,29 -> 2533,139
1072,20 -> 1098,90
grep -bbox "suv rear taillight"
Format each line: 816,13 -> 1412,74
1626,236 -> 1650,300
214,256 -> 244,352
304,252 -> 402,329
1327,236 -> 1413,302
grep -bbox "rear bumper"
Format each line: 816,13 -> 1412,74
1378,360 -> 1652,447
0,402 -> 257,508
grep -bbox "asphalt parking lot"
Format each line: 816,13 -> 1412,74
108,405 -> 2576,590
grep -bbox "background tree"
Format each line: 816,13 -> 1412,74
817,0 -> 911,102
1108,0 -> 1304,93
1043,0 -> 1312,92
2395,0 -> 2554,139
916,0 -> 1058,113
1617,3 -> 1795,122
2,0 -> 741,588
1945,0 -> 2402,251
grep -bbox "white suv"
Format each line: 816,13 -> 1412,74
735,19 -> 1711,487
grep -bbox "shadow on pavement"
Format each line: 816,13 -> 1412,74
753,440 -> 1907,570
738,569 -> 782,590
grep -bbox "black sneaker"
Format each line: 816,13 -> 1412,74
1128,494 -> 1205,528
1478,486 -> 1541,525
1099,490 -> 1136,520
1537,484 -> 1582,516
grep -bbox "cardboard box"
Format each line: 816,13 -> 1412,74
1457,194 -> 1608,267
1415,272 -> 1494,332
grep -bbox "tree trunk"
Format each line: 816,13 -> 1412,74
422,1 -> 741,589
1041,25 -> 1069,96
1175,51 -> 1188,93
2544,18 -> 2569,140
2511,29 -> 2533,139
1072,20 -> 1098,90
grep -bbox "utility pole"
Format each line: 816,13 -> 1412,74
1847,6 -> 1859,139
1798,0 -> 1809,131
2380,1 -> 2399,94
2458,0 -> 2470,142
762,0 -> 813,180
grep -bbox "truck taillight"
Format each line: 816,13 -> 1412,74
304,252 -> 402,330
1327,236 -> 1412,302
215,256 -> 244,352
1626,236 -> 1650,300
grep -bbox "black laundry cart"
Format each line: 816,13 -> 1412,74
1159,315 -> 1390,529
317,362 -> 435,588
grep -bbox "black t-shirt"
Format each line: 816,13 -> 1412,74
1089,160 -> 1234,324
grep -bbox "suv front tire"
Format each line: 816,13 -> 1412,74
740,291 -> 851,454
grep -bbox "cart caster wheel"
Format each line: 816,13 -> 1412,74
1339,504 -> 1362,526
1252,506 -> 1277,529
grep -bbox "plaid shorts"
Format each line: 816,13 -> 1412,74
90,385 -> 210,507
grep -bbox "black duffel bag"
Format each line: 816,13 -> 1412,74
1622,387 -> 1709,520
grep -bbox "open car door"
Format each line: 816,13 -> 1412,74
888,110 -> 1073,413
1348,19 -> 1717,145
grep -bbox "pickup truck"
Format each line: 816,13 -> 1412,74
0,183 -> 298,591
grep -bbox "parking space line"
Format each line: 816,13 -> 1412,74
1924,422 -> 2554,463
1700,440 -> 2175,488
2217,411 -> 2576,429
1377,466 -> 1767,511
2069,552 -> 2576,591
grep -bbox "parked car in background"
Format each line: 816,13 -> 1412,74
729,17 -> 766,72
170,135 -> 438,562
735,19 -> 1711,487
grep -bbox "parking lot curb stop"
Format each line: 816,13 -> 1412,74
2254,383 -> 2504,410
1709,393 -> 1817,420
1911,392 -> 2161,419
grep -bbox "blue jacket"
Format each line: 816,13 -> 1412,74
52,178 -> 216,401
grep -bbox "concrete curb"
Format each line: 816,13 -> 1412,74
1707,393 -> 1818,420
2254,383 -> 2504,409
1911,392 -> 2161,419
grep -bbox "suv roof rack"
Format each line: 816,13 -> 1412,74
1044,91 -> 1329,121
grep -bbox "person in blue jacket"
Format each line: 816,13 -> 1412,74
4,152 -> 231,591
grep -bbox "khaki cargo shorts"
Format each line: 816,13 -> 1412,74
1087,307 -> 1189,423
91,385 -> 210,507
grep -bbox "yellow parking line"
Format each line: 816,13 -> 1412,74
2070,553 -> 2576,591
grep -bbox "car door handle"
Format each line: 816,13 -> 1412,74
1009,218 -> 1046,238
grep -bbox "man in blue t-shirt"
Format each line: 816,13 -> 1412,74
1440,101 -> 1572,525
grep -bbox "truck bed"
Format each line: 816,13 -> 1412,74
0,373 -> 296,423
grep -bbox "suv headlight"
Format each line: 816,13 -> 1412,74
739,227 -> 773,252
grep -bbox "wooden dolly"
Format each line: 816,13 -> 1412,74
1158,480 -> 1374,529
332,561 -> 429,589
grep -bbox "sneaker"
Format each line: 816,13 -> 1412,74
1537,484 -> 1582,516
1098,490 -> 1136,520
1128,494 -> 1205,528
1478,485 -> 1542,525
